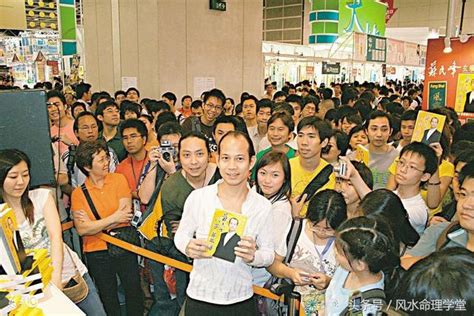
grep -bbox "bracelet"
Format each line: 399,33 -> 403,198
428,182 -> 441,185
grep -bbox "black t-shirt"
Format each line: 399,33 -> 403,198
182,116 -> 217,152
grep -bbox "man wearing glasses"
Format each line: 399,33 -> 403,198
182,89 -> 226,152
393,142 -> 439,235
68,112 -> 119,188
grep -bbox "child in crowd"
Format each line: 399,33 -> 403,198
325,217 -> 400,315
268,189 -> 347,315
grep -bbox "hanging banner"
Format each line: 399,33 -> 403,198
367,34 -> 387,63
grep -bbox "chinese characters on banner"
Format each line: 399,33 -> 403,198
422,37 -> 474,112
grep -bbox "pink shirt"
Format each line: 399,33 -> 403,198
50,120 -> 79,156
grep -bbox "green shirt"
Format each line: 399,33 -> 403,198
251,145 -> 296,180
100,131 -> 127,162
161,171 -> 194,238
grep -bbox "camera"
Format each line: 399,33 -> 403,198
157,140 -> 176,162
334,160 -> 347,178
131,199 -> 142,227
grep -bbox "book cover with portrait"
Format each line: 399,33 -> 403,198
0,205 -> 22,275
206,209 -> 247,263
412,111 -> 446,145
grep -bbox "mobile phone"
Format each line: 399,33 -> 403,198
131,199 -> 142,227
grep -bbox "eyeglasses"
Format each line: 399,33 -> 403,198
397,160 -> 424,173
122,134 -> 142,141
311,223 -> 335,235
205,103 -> 223,112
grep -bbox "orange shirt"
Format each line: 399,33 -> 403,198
71,173 -> 131,252
115,155 -> 150,192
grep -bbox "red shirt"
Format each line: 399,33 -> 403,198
115,154 -> 149,192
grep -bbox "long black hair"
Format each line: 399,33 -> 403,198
254,151 -> 291,203
0,149 -> 34,223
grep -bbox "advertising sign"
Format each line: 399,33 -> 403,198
322,62 -> 341,74
367,34 -> 387,62
338,0 -> 387,36
428,81 -> 447,110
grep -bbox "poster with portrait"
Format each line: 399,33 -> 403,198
428,81 -> 447,110
411,111 -> 446,145
207,209 -> 247,263
455,73 -> 474,113
0,205 -> 22,274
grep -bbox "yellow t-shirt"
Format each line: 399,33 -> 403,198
290,157 -> 336,216
389,159 -> 454,217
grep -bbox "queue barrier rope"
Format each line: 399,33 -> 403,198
61,221 -> 283,302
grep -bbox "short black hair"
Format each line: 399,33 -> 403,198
191,100 -> 203,109
181,95 -> 192,104
459,161 -> 474,187
212,115 -> 238,135
120,119 -> 148,139
157,121 -> 183,142
126,87 -> 140,97
146,100 -> 170,116
330,130 -> 349,156
302,95 -> 320,111
179,131 -> 210,156
399,142 -> 438,176
203,88 -> 226,106
341,88 -> 358,105
155,111 -> 177,133
286,94 -> 303,107
76,82 -> 91,99
120,101 -> 141,119
71,102 -> 87,118
273,90 -> 287,101
297,116 -> 332,143
73,111 -> 101,133
76,140 -> 109,177
96,100 -> 119,117
400,109 -> 417,122
273,102 -> 295,117
46,90 -> 67,105
267,112 -> 294,133
307,189 -> 347,230
162,92 -> 177,104
257,98 -> 274,113
114,90 -> 126,98
365,110 -> 392,130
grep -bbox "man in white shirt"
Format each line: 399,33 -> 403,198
393,142 -> 439,235
174,131 -> 274,315
421,117 -> 441,145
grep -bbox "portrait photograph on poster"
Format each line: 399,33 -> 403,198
455,74 -> 474,113
412,111 -> 447,145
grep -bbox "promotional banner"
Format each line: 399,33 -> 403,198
367,34 -> 387,62
338,0 -> 387,36
422,37 -> 474,112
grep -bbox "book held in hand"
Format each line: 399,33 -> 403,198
206,209 -> 247,263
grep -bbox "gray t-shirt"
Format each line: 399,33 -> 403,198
407,222 -> 468,257
368,145 -> 399,189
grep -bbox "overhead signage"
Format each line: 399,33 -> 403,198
367,34 -> 387,62
322,62 -> 341,74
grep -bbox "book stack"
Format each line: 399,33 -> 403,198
0,205 -> 52,315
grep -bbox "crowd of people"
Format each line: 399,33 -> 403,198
1,78 -> 474,316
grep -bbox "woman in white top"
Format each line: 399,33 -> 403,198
267,189 -> 348,315
0,149 -> 105,316
252,150 -> 293,286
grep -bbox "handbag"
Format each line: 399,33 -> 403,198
62,245 -> 89,303
80,184 -> 141,257
258,218 -> 304,316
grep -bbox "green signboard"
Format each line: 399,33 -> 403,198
338,0 -> 387,36
428,81 -> 447,110
367,34 -> 386,62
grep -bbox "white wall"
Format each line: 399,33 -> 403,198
82,0 -> 264,101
